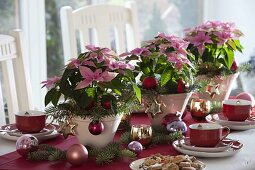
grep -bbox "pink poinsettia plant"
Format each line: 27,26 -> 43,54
184,20 -> 244,76
124,33 -> 196,95
41,45 -> 140,122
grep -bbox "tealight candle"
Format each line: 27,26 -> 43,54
190,98 -> 211,120
130,124 -> 152,147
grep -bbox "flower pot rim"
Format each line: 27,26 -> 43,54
74,114 -> 123,122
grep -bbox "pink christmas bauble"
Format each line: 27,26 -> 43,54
236,92 -> 255,107
128,141 -> 143,155
66,144 -> 88,166
16,134 -> 39,157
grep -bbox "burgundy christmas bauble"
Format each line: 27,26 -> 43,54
177,79 -> 186,93
101,100 -> 111,109
162,114 -> 181,127
66,144 -> 88,166
88,121 -> 104,135
142,76 -> 158,90
16,134 -> 39,157
166,120 -> 187,136
85,101 -> 95,110
128,141 -> 143,155
230,60 -> 238,71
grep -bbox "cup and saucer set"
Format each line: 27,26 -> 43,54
0,110 -> 60,142
173,99 -> 254,157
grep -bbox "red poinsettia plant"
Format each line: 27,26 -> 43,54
184,20 -> 244,76
41,45 -> 140,122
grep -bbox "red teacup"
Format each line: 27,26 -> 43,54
15,110 -> 46,133
223,99 -> 251,121
189,123 -> 230,147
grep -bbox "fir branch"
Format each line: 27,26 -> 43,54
48,150 -> 66,161
119,132 -> 131,144
28,150 -> 51,161
121,149 -> 136,159
96,152 -> 115,165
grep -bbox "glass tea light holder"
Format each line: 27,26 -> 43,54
130,124 -> 152,147
190,98 -> 211,120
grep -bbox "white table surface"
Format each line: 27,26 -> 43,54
1,129 -> 255,170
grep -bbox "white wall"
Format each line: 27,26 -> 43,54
203,0 -> 255,64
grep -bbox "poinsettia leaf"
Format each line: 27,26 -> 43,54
132,83 -> 141,103
45,88 -> 56,106
227,39 -> 236,51
223,48 -> 234,69
51,91 -> 61,106
160,69 -> 172,87
233,39 -> 243,52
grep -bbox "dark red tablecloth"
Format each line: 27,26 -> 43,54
0,112 -> 203,170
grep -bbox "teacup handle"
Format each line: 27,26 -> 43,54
221,126 -> 230,141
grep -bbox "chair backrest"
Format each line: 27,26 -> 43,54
0,30 -> 33,124
60,1 -> 140,63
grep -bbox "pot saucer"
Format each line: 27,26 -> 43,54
180,137 -> 232,152
206,114 -> 255,130
0,124 -> 55,137
173,139 -> 243,158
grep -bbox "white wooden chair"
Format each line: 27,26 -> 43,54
0,30 -> 33,124
60,1 -> 140,63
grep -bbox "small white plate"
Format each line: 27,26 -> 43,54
173,139 -> 243,158
206,114 -> 255,130
180,137 -> 232,152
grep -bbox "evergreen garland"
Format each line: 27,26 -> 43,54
27,126 -> 182,165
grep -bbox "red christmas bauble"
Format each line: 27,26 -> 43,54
16,134 -> 39,157
88,121 -> 104,135
230,60 -> 238,71
236,92 -> 255,107
142,76 -> 158,90
85,101 -> 95,110
66,144 -> 88,166
101,100 -> 111,109
177,79 -> 186,93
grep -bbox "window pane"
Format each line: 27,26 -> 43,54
0,0 -> 16,33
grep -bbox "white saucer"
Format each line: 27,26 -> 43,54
180,137 -> 232,152
206,114 -> 255,130
213,113 -> 255,126
0,124 -> 55,137
0,124 -> 60,142
172,139 -> 243,158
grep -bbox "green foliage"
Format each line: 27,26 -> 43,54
27,144 -> 66,161
42,47 -> 140,122
185,21 -> 244,77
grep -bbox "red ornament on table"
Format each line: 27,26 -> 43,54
66,144 -> 88,166
236,92 -> 255,107
142,76 -> 158,90
16,134 -> 39,157
88,121 -> 104,135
